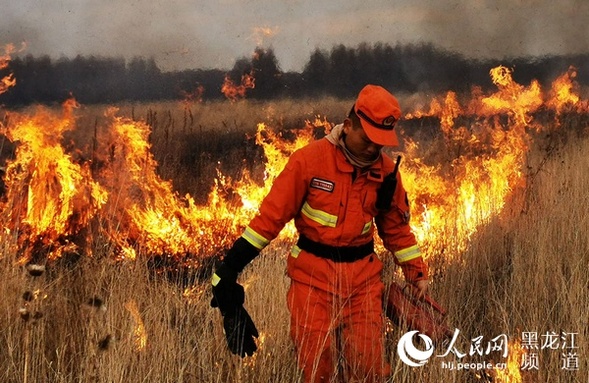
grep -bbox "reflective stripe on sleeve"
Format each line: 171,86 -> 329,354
361,220 -> 372,235
394,245 -> 422,263
211,272 -> 221,286
301,201 -> 338,228
291,245 -> 302,258
242,226 -> 270,250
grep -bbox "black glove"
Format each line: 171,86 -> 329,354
210,237 -> 260,314
376,155 -> 401,211
221,305 -> 259,357
211,263 -> 242,316
211,262 -> 259,357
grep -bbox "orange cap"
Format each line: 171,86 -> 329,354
353,85 -> 401,146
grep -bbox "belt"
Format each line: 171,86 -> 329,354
296,234 -> 374,263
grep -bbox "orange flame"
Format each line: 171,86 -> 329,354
546,66 -> 584,113
180,84 -> 204,106
1,99 -> 107,260
0,101 -> 311,262
0,44 -> 17,95
476,66 -> 543,126
399,65 -> 573,257
0,66 -> 585,267
250,26 -> 279,47
124,299 -> 147,351
494,340 -> 524,383
221,70 -> 255,101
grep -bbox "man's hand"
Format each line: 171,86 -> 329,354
211,264 -> 242,316
211,263 -> 258,357
407,279 -> 429,299
222,306 -> 259,357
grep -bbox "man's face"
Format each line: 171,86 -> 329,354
343,118 -> 383,162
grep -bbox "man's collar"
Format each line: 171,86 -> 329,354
333,142 -> 384,176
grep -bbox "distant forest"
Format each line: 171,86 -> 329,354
1,43 -> 588,106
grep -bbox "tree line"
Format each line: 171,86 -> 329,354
1,43 -> 588,106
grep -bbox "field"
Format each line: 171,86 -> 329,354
0,83 -> 588,383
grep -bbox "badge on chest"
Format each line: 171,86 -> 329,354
310,177 -> 335,193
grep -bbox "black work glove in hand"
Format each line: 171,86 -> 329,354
211,264 -> 242,315
211,263 -> 259,357
222,305 -> 259,357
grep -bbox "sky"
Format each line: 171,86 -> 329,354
2,0 -> 588,73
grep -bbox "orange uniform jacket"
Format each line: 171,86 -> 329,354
240,135 -> 428,291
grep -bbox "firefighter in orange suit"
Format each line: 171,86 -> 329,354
211,85 -> 429,382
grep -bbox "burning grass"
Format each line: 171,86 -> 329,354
0,66 -> 588,382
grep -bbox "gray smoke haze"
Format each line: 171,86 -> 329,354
2,0 -> 588,72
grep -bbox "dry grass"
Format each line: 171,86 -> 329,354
0,99 -> 588,382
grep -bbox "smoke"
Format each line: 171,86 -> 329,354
1,0 -> 587,72
417,0 -> 589,60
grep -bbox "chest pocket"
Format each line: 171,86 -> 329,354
362,188 -> 378,215
301,177 -> 341,228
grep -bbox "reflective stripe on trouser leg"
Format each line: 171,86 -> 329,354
287,281 -> 336,383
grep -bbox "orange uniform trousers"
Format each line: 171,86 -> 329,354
287,250 -> 391,383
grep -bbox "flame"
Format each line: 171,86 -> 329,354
0,101 -> 309,262
0,65 -> 585,268
250,26 -> 279,46
399,65 -> 562,257
494,340 -> 524,383
221,70 -> 255,101
0,44 -> 17,95
180,84 -> 204,105
124,299 -> 147,351
1,99 -> 107,260
476,66 -> 543,126
546,66 -> 584,113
